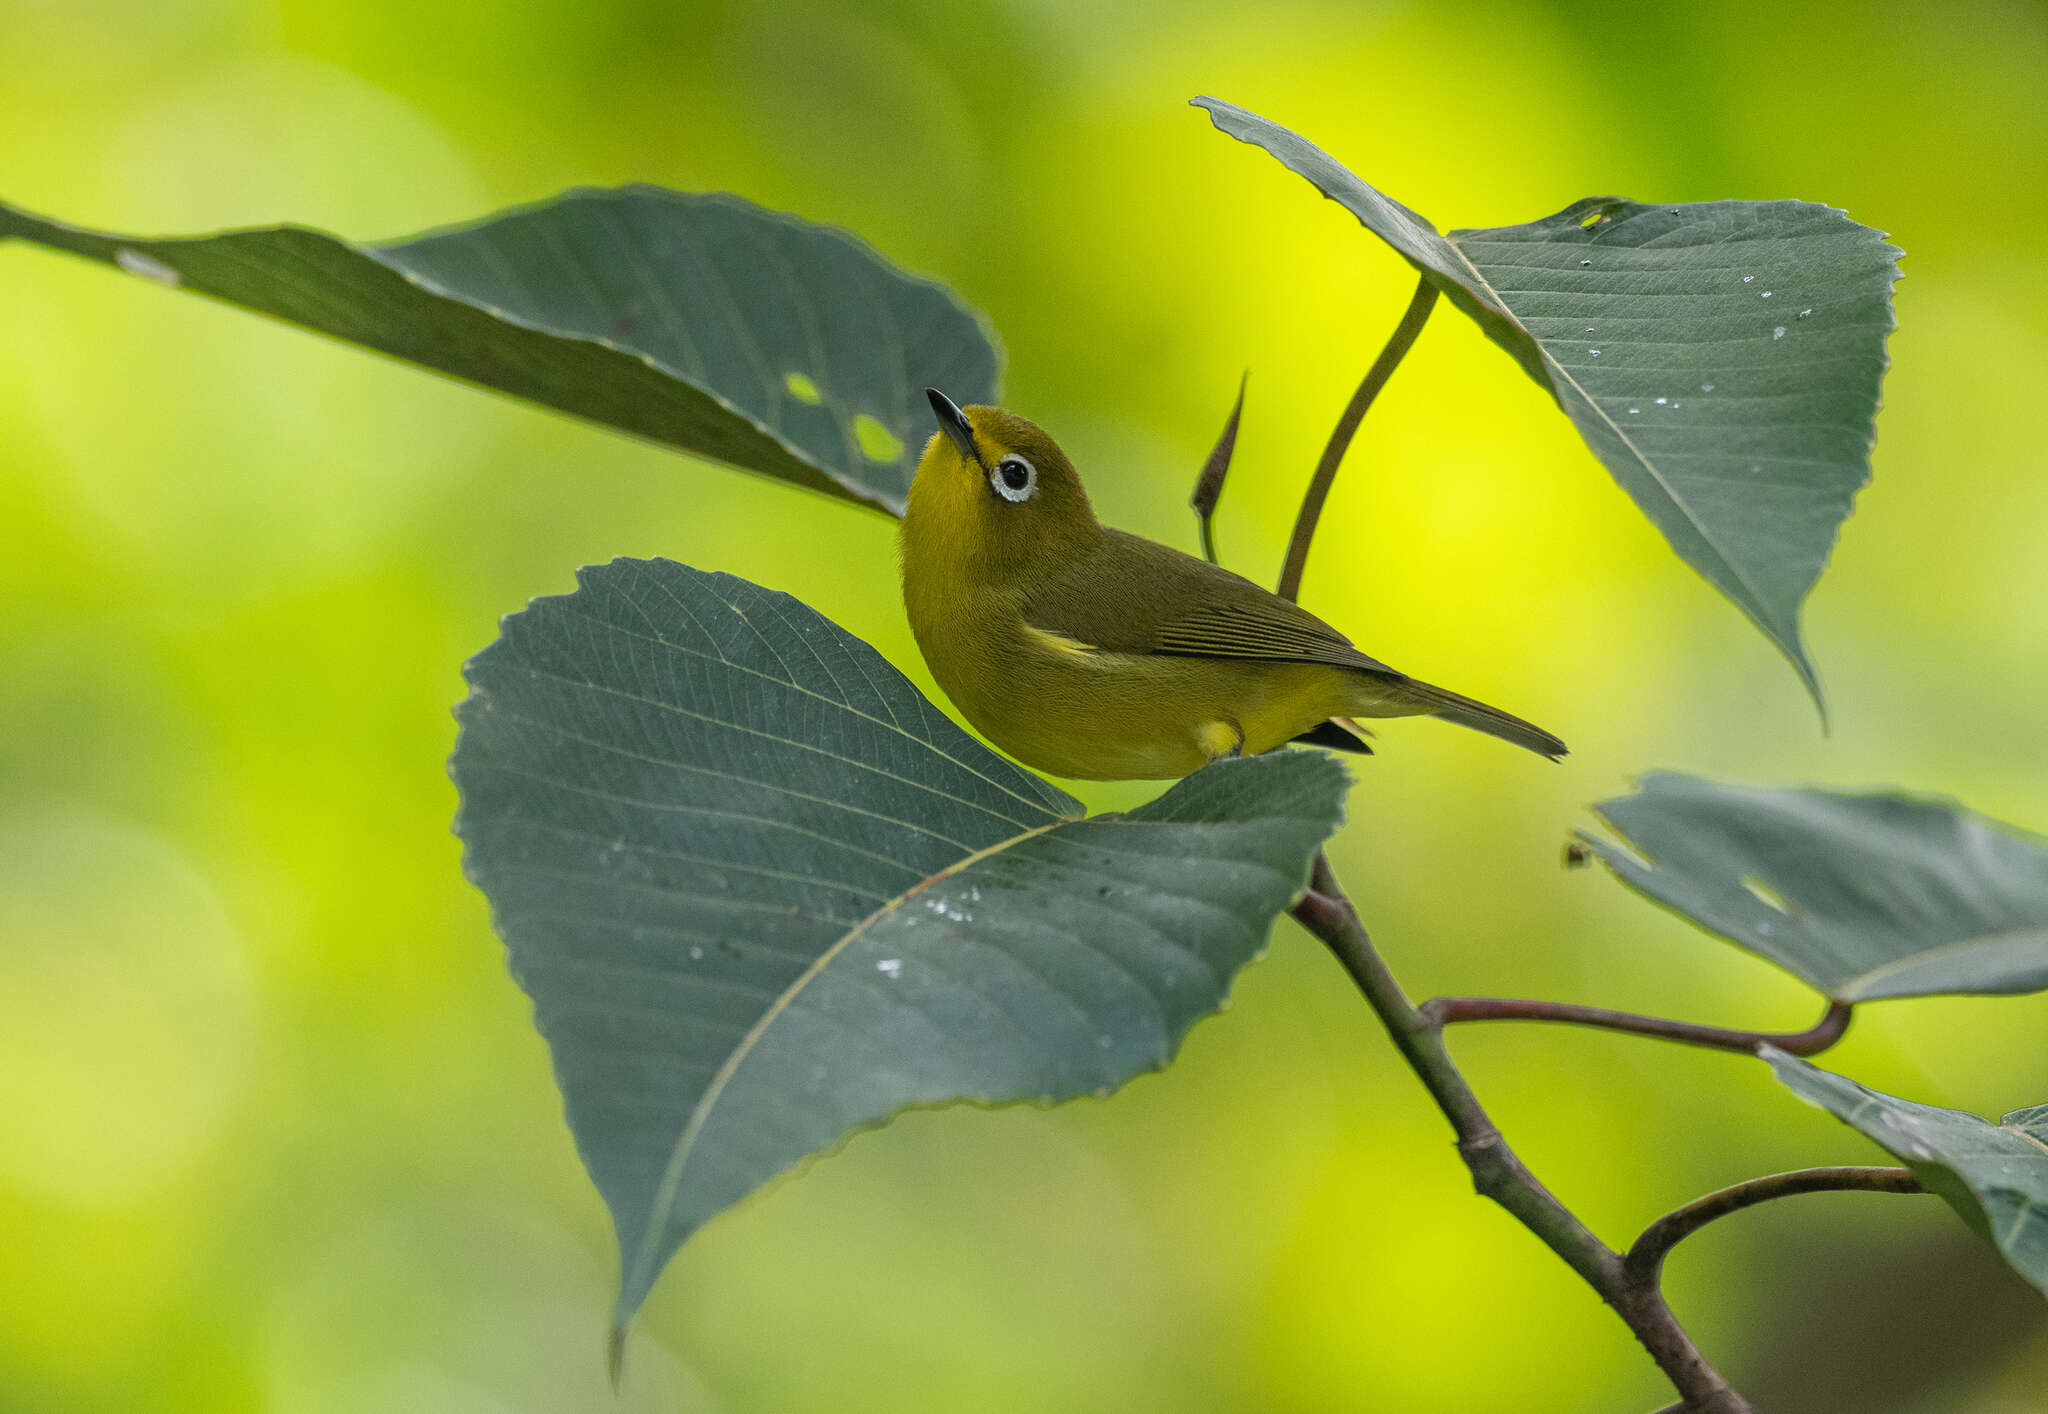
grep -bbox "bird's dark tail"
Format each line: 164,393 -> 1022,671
1403,680 -> 1568,760
1292,716 -> 1374,755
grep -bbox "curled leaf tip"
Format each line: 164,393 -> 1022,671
606,1321 -> 628,1391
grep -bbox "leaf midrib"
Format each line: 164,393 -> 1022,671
1840,926 -> 2048,1001
1434,231 -> 1786,651
2005,1127 -> 2048,1164
624,816 -> 1069,1302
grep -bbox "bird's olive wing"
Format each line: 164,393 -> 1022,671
1022,532 -> 1405,678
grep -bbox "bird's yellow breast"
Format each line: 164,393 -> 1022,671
902,581 -> 1357,780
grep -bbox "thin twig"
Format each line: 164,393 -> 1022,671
1190,371 -> 1248,566
1291,854 -> 1753,1413
1418,996 -> 1854,1057
1276,276 -> 1438,602
1625,1167 -> 1923,1288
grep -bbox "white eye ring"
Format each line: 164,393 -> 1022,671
991,454 -> 1037,502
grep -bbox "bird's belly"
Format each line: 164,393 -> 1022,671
936,633 -> 1355,780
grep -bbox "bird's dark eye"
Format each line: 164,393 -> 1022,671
991,454 -> 1037,503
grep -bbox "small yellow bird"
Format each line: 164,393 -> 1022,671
901,389 -> 1566,780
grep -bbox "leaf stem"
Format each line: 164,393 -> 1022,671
1416,995 -> 1853,1057
1276,276 -> 1438,602
1190,371 -> 1248,566
1625,1167 -> 1924,1288
1292,853 -> 1753,1413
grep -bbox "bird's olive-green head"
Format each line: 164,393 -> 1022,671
902,389 -> 1102,592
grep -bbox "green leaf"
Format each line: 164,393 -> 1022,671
1579,772 -> 2048,1003
1194,96 -> 1902,711
1763,1050 -> 2048,1297
450,557 -> 1347,1330
0,188 -> 998,514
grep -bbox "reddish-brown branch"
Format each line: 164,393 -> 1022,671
1292,856 -> 1753,1413
1626,1167 -> 1925,1288
1417,995 -> 1854,1057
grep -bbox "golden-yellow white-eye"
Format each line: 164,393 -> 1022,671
899,387 -> 1565,781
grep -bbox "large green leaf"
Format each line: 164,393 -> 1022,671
1764,1050 -> 2048,1296
1578,772 -> 2048,1003
450,557 -> 1347,1332
1194,97 -> 1902,710
0,189 -> 998,513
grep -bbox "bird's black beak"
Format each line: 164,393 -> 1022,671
925,387 -> 982,467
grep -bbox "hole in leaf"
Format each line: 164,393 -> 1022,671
783,371 -> 822,405
853,414 -> 904,462
115,248 -> 182,286
1741,876 -> 1795,915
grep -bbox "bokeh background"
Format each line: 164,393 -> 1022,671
3,0 -> 2045,1409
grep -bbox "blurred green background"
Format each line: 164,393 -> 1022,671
2,0 -> 2045,1409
